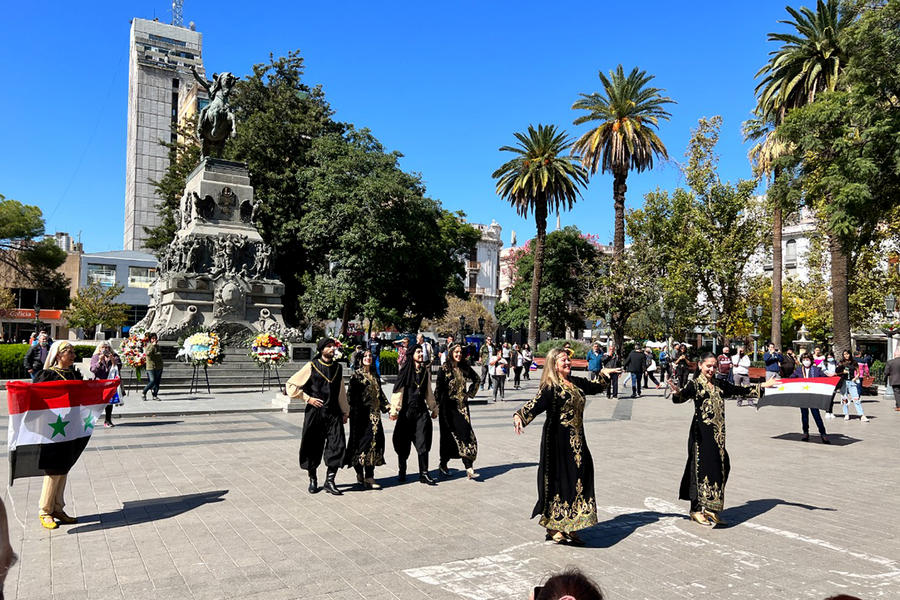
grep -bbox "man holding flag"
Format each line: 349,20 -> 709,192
7,341 -> 120,529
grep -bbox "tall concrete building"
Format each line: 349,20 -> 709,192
124,18 -> 204,250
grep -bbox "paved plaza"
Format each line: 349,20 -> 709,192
1,376 -> 898,600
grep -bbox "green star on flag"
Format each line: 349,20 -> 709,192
49,414 -> 70,439
83,414 -> 95,432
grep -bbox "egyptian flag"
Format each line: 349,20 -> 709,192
756,377 -> 841,412
6,379 -> 119,485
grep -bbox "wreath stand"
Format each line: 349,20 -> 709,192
190,364 -> 211,394
261,363 -> 282,393
131,368 -> 143,394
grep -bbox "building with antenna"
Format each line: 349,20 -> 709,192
124,17 -> 204,251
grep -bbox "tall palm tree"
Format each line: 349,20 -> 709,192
754,0 -> 851,351
571,65 -> 674,257
493,124 -> 589,348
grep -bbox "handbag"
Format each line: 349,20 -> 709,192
647,359 -> 657,373
108,364 -> 125,405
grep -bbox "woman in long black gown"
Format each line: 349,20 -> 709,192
343,350 -> 389,489
513,348 -> 621,545
670,352 -> 779,527
436,343 -> 481,479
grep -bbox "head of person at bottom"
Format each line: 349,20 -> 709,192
697,352 -> 717,379
540,348 -> 572,389
317,337 -> 337,362
531,568 -> 604,600
445,343 -> 463,369
44,341 -> 76,370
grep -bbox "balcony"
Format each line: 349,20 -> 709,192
467,260 -> 481,271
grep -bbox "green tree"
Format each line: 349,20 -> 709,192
496,226 -> 600,338
424,295 -> 495,338
571,65 -> 674,256
0,194 -> 67,281
492,125 -> 589,348
64,283 -> 129,338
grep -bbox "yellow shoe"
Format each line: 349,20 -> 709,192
40,514 -> 58,529
51,511 -> 77,524
690,511 -> 712,527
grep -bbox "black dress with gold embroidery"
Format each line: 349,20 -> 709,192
343,369 -> 389,468
673,374 -> 762,512
514,376 -> 608,532
436,363 -> 481,466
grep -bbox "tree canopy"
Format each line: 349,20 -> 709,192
64,282 -> 129,337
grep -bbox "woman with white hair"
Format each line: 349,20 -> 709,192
32,340 -> 83,529
90,341 -> 123,427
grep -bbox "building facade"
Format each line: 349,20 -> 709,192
465,221 -> 503,316
124,18 -> 204,251
78,250 -> 158,337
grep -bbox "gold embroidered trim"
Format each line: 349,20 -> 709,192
311,359 -> 338,383
539,479 -> 597,532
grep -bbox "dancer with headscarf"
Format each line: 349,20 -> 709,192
32,341 -> 83,529
436,342 -> 481,479
286,338 -> 349,495
390,343 -> 439,485
343,349 -> 389,489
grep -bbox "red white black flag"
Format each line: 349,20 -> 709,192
756,377 -> 841,412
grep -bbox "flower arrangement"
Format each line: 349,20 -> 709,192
881,319 -> 900,334
178,331 -> 224,366
249,332 -> 288,367
119,333 -> 148,370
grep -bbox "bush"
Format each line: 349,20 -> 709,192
536,339 -> 590,359
73,345 -> 96,360
379,350 -> 399,375
871,359 -> 885,385
0,344 -> 29,379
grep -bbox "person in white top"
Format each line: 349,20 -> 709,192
732,346 -> 753,406
489,347 -> 508,401
417,333 -> 433,366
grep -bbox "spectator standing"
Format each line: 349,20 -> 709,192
823,350 -> 838,419
792,352 -> 831,442
837,350 -> 868,422
885,346 -> 900,412
763,343 -> 783,381
716,346 -> 733,382
440,335 -> 455,365
781,348 -> 797,378
733,346 -> 752,405
23,332 -> 51,380
417,333 -> 434,366
603,344 -> 621,397
521,343 -> 534,380
501,343 -> 512,379
623,346 -> 646,398
659,346 -> 670,383
672,343 -> 690,388
643,347 -> 661,389
586,342 -> 604,382
812,346 -> 825,368
479,336 -> 494,390
396,337 -> 410,368
142,333 -> 163,401
511,343 -> 524,390
489,347 -> 507,401
90,341 -> 123,427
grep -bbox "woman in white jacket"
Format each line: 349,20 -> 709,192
733,347 -> 753,406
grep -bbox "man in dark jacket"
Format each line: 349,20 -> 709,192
603,344 -> 621,398
763,343 -> 782,381
885,348 -> 900,411
23,332 -> 52,379
623,346 -> 646,398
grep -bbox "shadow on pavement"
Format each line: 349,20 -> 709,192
582,510 -> 683,548
370,461 -> 538,489
771,432 -> 861,446
67,489 -> 228,534
112,420 -> 184,427
720,497 -> 836,528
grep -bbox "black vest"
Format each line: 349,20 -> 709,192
303,359 -> 343,415
403,367 -> 430,414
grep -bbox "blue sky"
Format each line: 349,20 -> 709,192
0,1 -> 795,252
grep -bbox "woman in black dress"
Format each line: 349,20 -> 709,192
670,353 -> 779,527
436,343 -> 481,479
513,348 -> 621,545
343,350 -> 389,489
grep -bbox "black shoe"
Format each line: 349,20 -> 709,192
821,435 -> 831,445
438,462 -> 450,476
801,433 -> 809,442
419,472 -> 437,485
324,473 -> 343,495
398,467 -> 407,482
308,477 -> 319,494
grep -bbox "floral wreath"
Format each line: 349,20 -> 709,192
249,332 -> 289,367
177,328 -> 225,367
119,333 -> 149,370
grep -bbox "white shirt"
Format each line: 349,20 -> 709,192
733,353 -> 751,375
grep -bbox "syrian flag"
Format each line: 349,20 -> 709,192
6,379 -> 120,485
756,377 -> 841,412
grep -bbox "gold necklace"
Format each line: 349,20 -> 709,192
50,366 -> 76,380
414,366 -> 427,388
311,359 -> 338,383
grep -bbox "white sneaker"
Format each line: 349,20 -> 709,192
824,413 -> 834,419
844,415 -> 850,421
861,415 -> 869,422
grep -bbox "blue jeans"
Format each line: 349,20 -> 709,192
143,369 -> 162,397
800,408 -> 826,435
630,372 -> 642,396
841,380 -> 864,416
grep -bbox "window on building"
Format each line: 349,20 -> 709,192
128,266 -> 156,288
785,240 -> 797,267
172,78 -> 179,88
87,264 -> 116,287
468,245 -> 477,262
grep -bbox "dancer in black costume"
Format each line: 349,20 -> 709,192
343,350 -> 389,489
436,343 -> 481,479
390,344 -> 439,485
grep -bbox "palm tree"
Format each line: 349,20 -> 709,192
754,0 -> 851,351
571,65 -> 674,257
492,124 -> 589,348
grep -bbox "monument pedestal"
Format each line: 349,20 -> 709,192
272,392 -> 305,413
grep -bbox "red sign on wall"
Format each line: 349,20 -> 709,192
0,309 -> 63,320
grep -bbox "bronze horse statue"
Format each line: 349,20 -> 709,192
191,67 -> 237,158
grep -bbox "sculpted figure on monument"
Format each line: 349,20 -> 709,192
191,67 -> 237,159
255,242 -> 272,279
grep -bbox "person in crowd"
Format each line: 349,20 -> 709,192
521,343 -> 534,380
885,346 -> 900,412
670,352 -> 780,527
436,342 -> 481,479
673,343 -> 690,388
343,349 -> 388,490
511,343 -> 524,390
530,568 -> 605,600
790,352 -> 831,443
287,338 -> 349,495
23,332 -> 51,380
837,349 -> 868,422
439,335 -> 455,365
623,345 -> 646,398
142,333 -> 163,401
732,346 -> 752,405
396,336 -> 410,368
368,337 -> 382,375
479,336 -> 494,390
390,344 -> 439,485
643,347 -> 661,390
823,351 -> 838,419
659,346 -> 671,383
603,344 -> 621,398
489,346 -> 508,401
416,333 -> 433,366
33,341 -> 83,529
90,341 -> 123,428
350,344 -> 365,371
812,346 -> 825,369
781,348 -> 797,378
587,342 -> 604,382
502,342 -> 512,378
716,345 -> 733,382
513,348 -> 621,545
763,343 -> 782,381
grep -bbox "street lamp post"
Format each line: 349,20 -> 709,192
748,304 -> 762,362
458,315 -> 466,342
710,307 -> 718,354
477,316 -> 485,334
33,302 -> 41,337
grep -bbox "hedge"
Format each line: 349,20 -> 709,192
0,343 -> 98,379
379,350 -> 399,375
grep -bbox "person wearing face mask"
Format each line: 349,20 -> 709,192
732,347 -> 752,406
670,353 -> 781,526
790,352 -> 831,442
286,338 -> 350,495
822,351 -> 838,419
836,349 -> 868,423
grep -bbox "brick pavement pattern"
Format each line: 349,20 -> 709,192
1,377 -> 898,599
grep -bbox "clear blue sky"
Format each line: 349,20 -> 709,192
1,1 -> 795,253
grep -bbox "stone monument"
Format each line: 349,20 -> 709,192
133,68 -> 300,343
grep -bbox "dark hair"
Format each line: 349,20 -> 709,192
699,352 -> 716,362
799,352 -> 812,362
535,569 -> 604,600
148,333 -> 158,341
